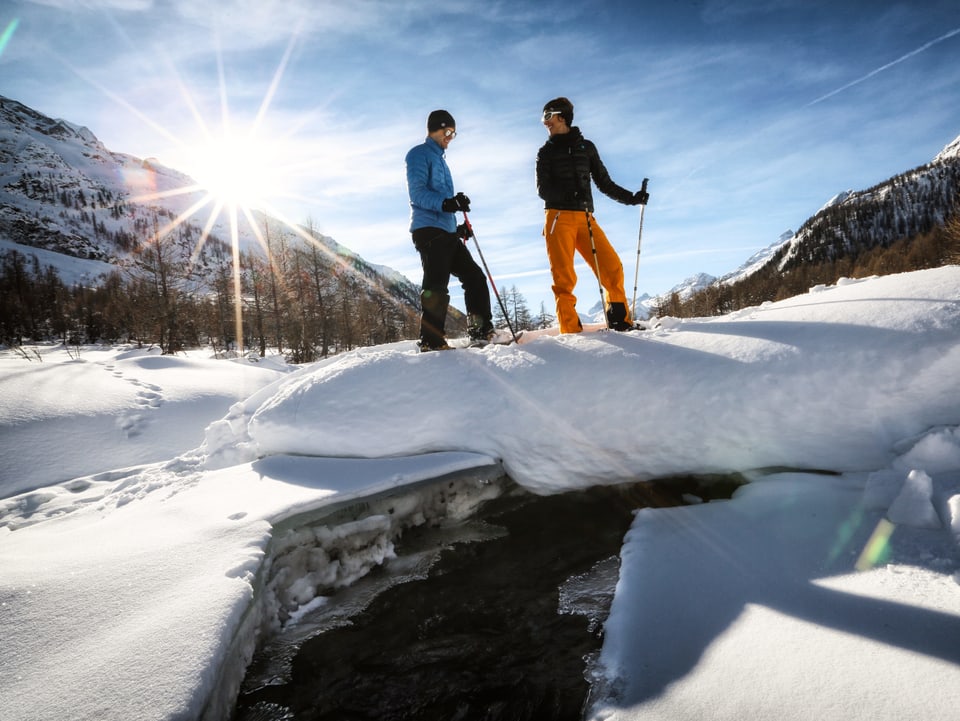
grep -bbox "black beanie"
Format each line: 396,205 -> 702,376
543,97 -> 574,126
427,109 -> 456,132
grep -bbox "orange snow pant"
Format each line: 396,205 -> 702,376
543,209 -> 632,333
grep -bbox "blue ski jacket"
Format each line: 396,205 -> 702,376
405,136 -> 457,233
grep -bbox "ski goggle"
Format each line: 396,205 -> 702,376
542,110 -> 564,121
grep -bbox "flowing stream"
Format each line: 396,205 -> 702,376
230,476 -> 735,721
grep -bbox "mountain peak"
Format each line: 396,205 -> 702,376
934,134 -> 960,163
1,95 -> 103,148
819,191 -> 853,212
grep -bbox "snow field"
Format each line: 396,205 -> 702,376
1,267 -> 959,721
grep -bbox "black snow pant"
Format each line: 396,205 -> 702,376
412,227 -> 491,347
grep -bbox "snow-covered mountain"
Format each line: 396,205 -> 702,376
658,132 -> 960,310
0,94 -> 419,305
1,95 -> 213,263
637,235 -> 788,316
773,137 -> 960,273
719,230 -> 795,286
934,134 -> 960,163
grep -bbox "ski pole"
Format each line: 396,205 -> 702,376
584,210 -> 609,329
630,178 -> 650,318
461,213 -> 520,344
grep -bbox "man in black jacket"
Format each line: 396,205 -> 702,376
536,97 -> 648,333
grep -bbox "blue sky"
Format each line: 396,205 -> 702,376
3,0 -> 960,314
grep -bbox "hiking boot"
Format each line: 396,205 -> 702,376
606,302 -> 633,332
418,339 -> 454,352
467,314 -> 495,343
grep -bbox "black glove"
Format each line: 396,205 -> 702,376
632,189 -> 649,205
456,223 -> 473,241
442,192 -> 471,213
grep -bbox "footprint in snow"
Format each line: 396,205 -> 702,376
102,362 -> 166,436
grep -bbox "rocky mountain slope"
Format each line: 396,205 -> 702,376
0,94 -> 419,309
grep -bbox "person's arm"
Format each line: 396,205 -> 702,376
587,141 -> 636,205
406,147 -> 446,212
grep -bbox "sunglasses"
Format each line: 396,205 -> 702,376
542,110 -> 564,121
442,128 -> 457,138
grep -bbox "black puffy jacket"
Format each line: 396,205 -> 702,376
536,126 -> 635,212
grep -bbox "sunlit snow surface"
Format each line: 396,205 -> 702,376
1,267 -> 959,721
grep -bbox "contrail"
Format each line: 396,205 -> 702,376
807,26 -> 960,106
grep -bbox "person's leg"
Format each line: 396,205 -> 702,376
575,214 -> 632,328
449,238 -> 493,339
544,210 -> 583,333
413,228 -> 454,347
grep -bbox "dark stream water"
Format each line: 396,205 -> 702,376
232,478 -> 725,721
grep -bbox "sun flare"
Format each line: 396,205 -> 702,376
113,28 -> 386,358
189,130 -> 280,211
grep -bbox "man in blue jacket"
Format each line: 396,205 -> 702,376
406,109 -> 494,351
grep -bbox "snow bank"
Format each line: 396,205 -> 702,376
235,269 -> 960,494
588,416 -> 960,721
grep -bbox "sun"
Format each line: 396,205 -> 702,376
189,129 -> 281,212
